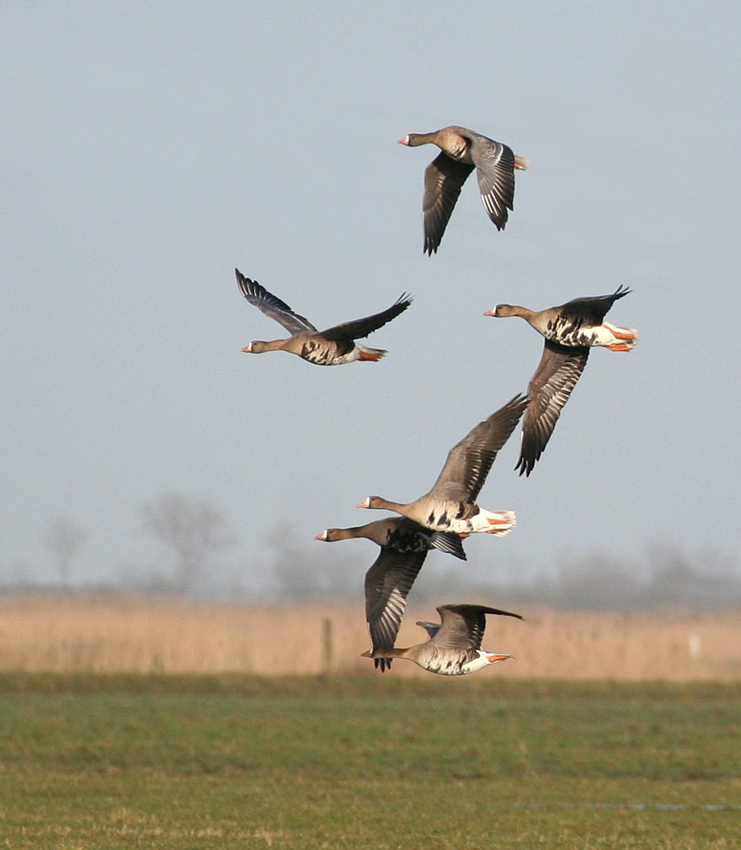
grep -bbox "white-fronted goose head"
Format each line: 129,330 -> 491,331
362,603 -> 523,676
398,125 -> 529,255
357,394 -> 527,535
315,518 -> 467,671
236,269 -> 413,366
484,286 -> 639,476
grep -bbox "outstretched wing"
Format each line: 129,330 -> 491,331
434,603 -> 523,651
320,293 -> 413,342
422,153 -> 475,255
517,342 -> 590,476
559,285 -> 632,325
466,132 -> 517,231
364,548 -> 428,667
429,531 -> 467,560
235,268 -> 317,335
429,395 -> 527,502
415,620 -> 441,640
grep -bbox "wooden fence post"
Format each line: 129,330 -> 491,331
321,617 -> 333,677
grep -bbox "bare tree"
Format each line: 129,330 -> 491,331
40,515 -> 88,590
8,559 -> 36,589
268,525 -> 360,602
139,492 -> 237,594
270,525 -> 324,601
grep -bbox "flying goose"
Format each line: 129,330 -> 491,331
236,269 -> 412,365
362,603 -> 523,676
484,286 -> 639,476
398,126 -> 529,255
315,517 -> 466,671
358,394 -> 527,535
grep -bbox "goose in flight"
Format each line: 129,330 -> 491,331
236,268 -> 412,365
398,125 -> 529,254
316,517 -> 466,671
485,286 -> 638,475
362,603 -> 523,676
358,394 -> 527,535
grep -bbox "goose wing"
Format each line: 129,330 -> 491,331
319,293 -> 413,341
434,604 -> 523,652
364,548 -> 428,667
465,131 -> 517,231
429,394 -> 527,502
517,342 -> 590,476
235,269 -> 317,335
558,285 -> 631,325
429,531 -> 467,560
422,153 -> 475,255
415,620 -> 441,640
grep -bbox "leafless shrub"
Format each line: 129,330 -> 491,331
409,544 -> 741,613
268,525 -> 363,602
139,492 -> 237,594
39,515 -> 88,590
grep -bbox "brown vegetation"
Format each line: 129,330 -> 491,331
0,595 -> 738,679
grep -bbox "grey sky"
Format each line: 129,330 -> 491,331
3,2 -> 740,589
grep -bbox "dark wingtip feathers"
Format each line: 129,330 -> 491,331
234,267 -> 259,298
508,393 -> 529,419
613,284 -> 632,300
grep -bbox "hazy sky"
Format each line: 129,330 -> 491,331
3,2 -> 740,590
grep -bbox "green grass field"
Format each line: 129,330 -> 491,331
0,675 -> 738,849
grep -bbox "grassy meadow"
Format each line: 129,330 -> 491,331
0,598 -> 738,847
0,675 -> 739,849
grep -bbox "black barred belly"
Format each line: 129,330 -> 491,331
427,652 -> 465,676
301,339 -> 354,365
426,502 -> 471,531
301,340 -> 337,365
388,528 -> 430,553
545,318 -> 594,347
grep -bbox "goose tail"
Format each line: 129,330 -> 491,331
357,346 -> 387,361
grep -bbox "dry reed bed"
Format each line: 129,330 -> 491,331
0,596 -> 738,679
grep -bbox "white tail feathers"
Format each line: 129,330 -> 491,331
484,510 -> 517,536
357,346 -> 387,361
623,327 -> 640,345
602,322 -> 640,348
